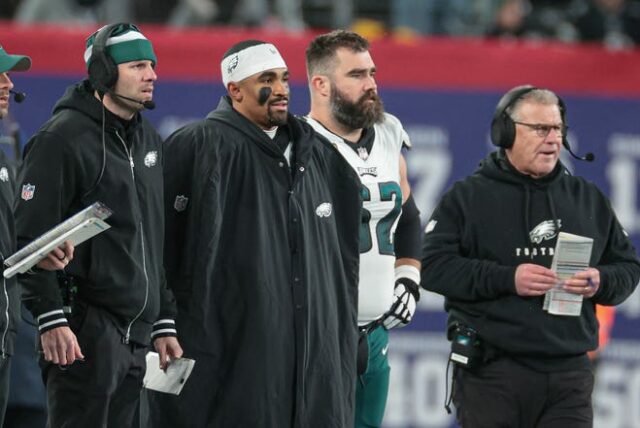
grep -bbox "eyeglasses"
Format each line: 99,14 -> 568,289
513,121 -> 568,138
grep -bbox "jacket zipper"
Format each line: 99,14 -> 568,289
115,132 -> 150,344
0,253 -> 7,357
289,167 -> 308,409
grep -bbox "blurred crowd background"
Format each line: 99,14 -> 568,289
1,0 -> 640,50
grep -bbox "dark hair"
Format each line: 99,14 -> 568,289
305,30 -> 369,78
222,40 -> 267,60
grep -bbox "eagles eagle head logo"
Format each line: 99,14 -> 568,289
529,219 -> 561,244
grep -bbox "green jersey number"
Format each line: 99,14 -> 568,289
360,181 -> 402,255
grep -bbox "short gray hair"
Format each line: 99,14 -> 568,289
507,88 -> 560,121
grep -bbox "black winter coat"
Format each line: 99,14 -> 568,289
157,97 -> 361,427
0,150 -> 19,356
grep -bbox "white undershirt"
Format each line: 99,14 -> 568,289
264,126 -> 278,139
262,126 -> 292,165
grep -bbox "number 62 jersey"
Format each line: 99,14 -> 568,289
305,113 -> 409,325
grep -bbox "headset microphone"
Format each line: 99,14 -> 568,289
111,91 -> 155,110
9,90 -> 26,103
563,140 -> 595,162
99,85 -> 155,110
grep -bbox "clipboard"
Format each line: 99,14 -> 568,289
3,202 -> 112,278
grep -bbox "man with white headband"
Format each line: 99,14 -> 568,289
142,40 -> 362,427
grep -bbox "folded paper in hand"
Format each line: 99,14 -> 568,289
544,232 -> 593,316
143,352 -> 195,395
3,202 -> 112,279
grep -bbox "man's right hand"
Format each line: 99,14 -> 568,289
514,263 -> 558,297
41,326 -> 84,365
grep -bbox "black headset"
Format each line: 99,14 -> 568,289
87,23 -> 134,93
490,85 -> 568,149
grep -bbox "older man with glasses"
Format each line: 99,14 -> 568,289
421,85 -> 640,427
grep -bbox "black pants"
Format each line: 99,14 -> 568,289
42,304 -> 146,428
453,356 -> 594,428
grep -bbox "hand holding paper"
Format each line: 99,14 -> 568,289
143,352 -> 195,395
153,336 -> 184,371
562,268 -> 600,298
544,232 -> 594,316
36,240 -> 75,271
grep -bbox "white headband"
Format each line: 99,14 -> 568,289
221,43 -> 287,87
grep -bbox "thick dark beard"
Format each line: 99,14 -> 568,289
330,85 -> 384,130
266,96 -> 289,127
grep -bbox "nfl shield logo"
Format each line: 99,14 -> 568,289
0,167 -> 8,182
174,195 -> 189,212
21,183 -> 35,201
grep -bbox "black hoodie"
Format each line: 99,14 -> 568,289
422,150 -> 640,371
15,81 -> 176,345
151,96 -> 361,427
0,150 -> 19,357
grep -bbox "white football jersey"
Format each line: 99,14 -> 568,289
306,113 -> 409,324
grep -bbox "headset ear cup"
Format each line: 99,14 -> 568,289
501,114 -> 516,149
88,60 -> 103,91
490,112 -> 516,148
88,51 -> 118,91
491,85 -> 536,149
490,117 -> 501,147
103,54 -> 118,88
87,23 -> 121,92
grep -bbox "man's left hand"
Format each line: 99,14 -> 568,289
36,240 -> 75,271
382,278 -> 420,330
562,268 -> 600,298
153,336 -> 183,371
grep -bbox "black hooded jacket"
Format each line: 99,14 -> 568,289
0,151 -> 20,356
422,150 -> 640,371
158,96 -> 361,427
15,81 -> 176,345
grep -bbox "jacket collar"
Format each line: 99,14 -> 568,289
53,80 -> 142,136
206,96 -> 315,164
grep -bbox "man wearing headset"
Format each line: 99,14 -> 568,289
422,85 -> 640,427
14,24 -> 182,427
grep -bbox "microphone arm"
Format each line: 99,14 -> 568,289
95,82 -> 155,110
108,89 -> 156,110
563,139 -> 595,162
